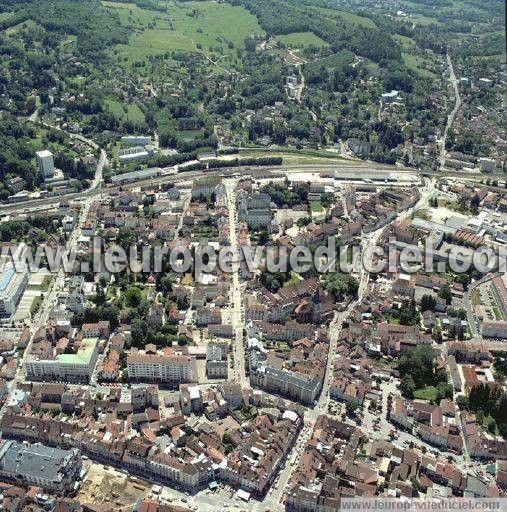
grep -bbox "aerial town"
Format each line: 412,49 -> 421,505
0,0 -> 505,510
0,142 -> 505,512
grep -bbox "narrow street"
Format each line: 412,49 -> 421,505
439,53 -> 462,170
463,272 -> 501,340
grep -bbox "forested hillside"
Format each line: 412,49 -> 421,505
229,0 -> 400,62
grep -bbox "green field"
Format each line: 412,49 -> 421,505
106,99 -> 145,123
103,1 -> 160,27
413,386 -> 437,402
170,1 -> 264,52
127,27 -> 194,52
179,129 -> 203,142
410,13 -> 440,26
105,0 -> 264,69
394,34 -> 416,50
310,201 -> 324,213
5,19 -> 39,34
305,50 -> 355,73
402,52 -> 437,78
314,6 -> 376,28
236,147 -> 355,165
276,32 -> 329,48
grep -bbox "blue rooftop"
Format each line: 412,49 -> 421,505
0,268 -> 15,292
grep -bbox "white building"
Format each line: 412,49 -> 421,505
0,440 -> 81,494
36,150 -> 55,179
25,337 -> 99,383
466,211 -> 488,233
250,365 -> 321,404
206,342 -> 228,379
286,83 -> 297,98
191,177 -> 222,199
62,215 -> 75,232
127,351 -> 197,383
118,145 -> 156,163
121,135 -> 152,147
0,267 -> 29,316
237,192 -> 272,228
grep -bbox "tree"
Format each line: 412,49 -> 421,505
244,36 -> 256,52
420,294 -> 436,312
398,345 -> 442,390
131,318 -> 147,346
178,335 -> 192,346
398,303 -> 420,325
323,271 -> 359,300
438,284 -> 452,304
259,269 -> 290,292
410,477 -> 421,493
125,286 -> 143,308
456,395 -> 470,410
436,383 -> 453,403
346,400 -> 359,415
400,375 -> 416,398
258,230 -> 269,245
297,217 -> 311,228
470,194 -> 481,215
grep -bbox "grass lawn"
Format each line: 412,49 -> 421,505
102,1 -> 160,28
179,129 -> 203,142
234,147 -> 357,166
170,1 -> 264,52
394,34 -> 416,49
483,414 -> 498,435
41,275 -> 53,292
285,272 -> 302,286
129,28 -> 194,52
471,289 -> 483,306
6,19 -> 39,34
276,31 -> 329,48
413,209 -> 430,220
105,99 -> 145,123
310,201 -> 324,213
333,9 -> 376,28
413,386 -> 437,402
107,0 -> 263,70
314,6 -> 376,28
305,50 -> 355,73
402,52 -> 436,78
409,13 -> 440,26
103,1 -> 194,68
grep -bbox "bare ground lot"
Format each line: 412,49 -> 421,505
77,463 -> 150,510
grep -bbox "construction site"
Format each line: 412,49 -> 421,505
77,463 -> 150,510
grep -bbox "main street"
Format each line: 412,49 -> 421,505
225,179 -> 248,387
